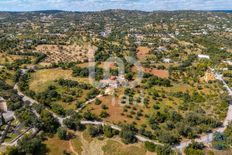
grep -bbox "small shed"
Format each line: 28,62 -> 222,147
198,54 -> 210,59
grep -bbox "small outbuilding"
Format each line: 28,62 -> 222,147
198,54 -> 210,59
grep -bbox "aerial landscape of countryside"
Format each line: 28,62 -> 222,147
0,0 -> 232,155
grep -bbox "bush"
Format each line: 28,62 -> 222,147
103,126 -> 114,138
83,111 -> 97,121
87,125 -> 103,137
157,130 -> 180,145
57,127 -> 68,140
17,137 -> 43,154
212,132 -> 228,150
101,104 -> 108,110
95,99 -> 102,105
99,111 -> 109,118
185,142 -> 205,155
144,143 -> 174,155
40,110 -> 60,133
63,114 -> 84,131
145,142 -> 156,152
120,125 -> 138,144
76,101 -> 84,109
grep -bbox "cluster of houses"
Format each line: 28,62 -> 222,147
100,26 -> 112,37
100,75 -> 128,95
100,75 -> 128,88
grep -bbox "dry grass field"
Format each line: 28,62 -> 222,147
29,68 -> 90,93
136,46 -> 151,61
44,131 -> 149,155
102,139 -> 147,155
35,43 -> 97,63
43,134 -> 73,155
0,67 -> 15,86
0,53 -> 25,64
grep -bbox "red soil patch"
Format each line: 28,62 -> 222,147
98,62 -> 117,69
132,66 -> 169,79
144,68 -> 169,79
86,95 -> 127,124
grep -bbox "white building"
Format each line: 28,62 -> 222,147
162,58 -> 172,63
223,60 -> 232,65
198,54 -> 210,59
2,111 -> 15,122
158,47 -> 167,52
0,97 -> 7,112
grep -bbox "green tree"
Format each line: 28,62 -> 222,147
40,110 -> 60,133
185,142 -> 205,155
57,127 -> 68,140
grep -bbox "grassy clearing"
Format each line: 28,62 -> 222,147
205,149 -> 232,155
43,134 -> 72,155
0,67 -> 15,86
102,139 -> 146,155
0,53 -> 22,64
70,136 -> 83,155
136,46 -> 151,61
82,130 -> 93,143
35,44 -> 97,63
29,68 -> 90,93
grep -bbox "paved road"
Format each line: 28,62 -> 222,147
175,69 -> 232,150
1,127 -> 33,146
64,95 -> 103,121
75,95 -> 103,113
13,81 -> 167,147
13,67 -> 232,151
14,83 -> 104,126
11,86 -> 165,147
14,83 -> 64,125
14,84 -> 37,106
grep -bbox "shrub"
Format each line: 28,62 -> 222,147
99,111 -> 109,118
185,142 -> 205,155
57,127 -> 68,140
87,125 -> 103,137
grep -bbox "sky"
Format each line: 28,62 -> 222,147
0,0 -> 231,12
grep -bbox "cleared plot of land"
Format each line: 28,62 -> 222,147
102,139 -> 146,155
0,67 -> 15,86
200,71 -> 216,83
0,53 -> 25,64
144,68 -> 169,79
43,134 -> 74,155
85,95 -> 125,123
29,68 -> 90,93
132,66 -> 169,79
83,88 -> 155,127
205,149 -> 232,155
136,46 -> 150,60
35,44 -> 97,63
44,131 -> 148,155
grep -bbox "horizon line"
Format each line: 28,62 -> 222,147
0,9 -> 232,13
